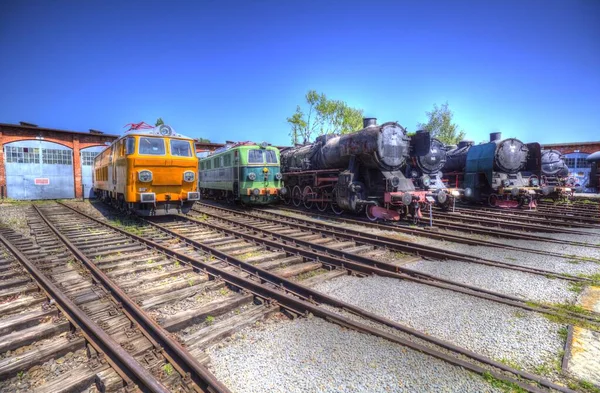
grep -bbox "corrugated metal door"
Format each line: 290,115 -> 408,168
80,146 -> 106,198
4,140 -> 75,200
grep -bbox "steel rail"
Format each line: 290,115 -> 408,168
191,205 -> 586,282
459,205 -> 600,225
274,204 -> 600,250
181,209 -> 599,326
32,205 -> 231,393
440,206 -> 600,229
198,201 -> 600,263
0,232 -> 170,393
431,210 -> 594,235
55,202 -> 572,393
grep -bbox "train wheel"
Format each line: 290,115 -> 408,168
316,194 -> 329,212
303,186 -> 314,210
331,190 -> 344,215
282,189 -> 292,205
365,205 -> 378,222
292,186 -> 302,207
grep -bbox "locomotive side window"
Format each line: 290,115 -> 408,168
265,150 -> 278,164
248,149 -> 264,164
223,154 -> 231,167
170,140 -> 192,157
139,137 -> 166,155
126,137 -> 135,155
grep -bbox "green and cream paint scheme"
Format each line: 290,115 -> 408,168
199,142 -> 283,205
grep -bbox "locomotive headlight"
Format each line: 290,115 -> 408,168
530,177 -> 539,187
437,190 -> 447,204
183,171 -> 195,182
248,172 -> 256,181
390,176 -> 400,188
410,170 -> 419,178
275,172 -> 283,180
159,125 -> 173,136
401,192 -> 413,205
421,175 -> 431,187
260,141 -> 268,149
511,187 -> 519,196
253,188 -> 260,196
280,186 -> 288,195
502,179 -> 510,187
464,187 -> 473,198
451,190 -> 460,196
138,170 -> 153,182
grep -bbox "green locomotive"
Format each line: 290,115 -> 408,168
198,142 -> 283,205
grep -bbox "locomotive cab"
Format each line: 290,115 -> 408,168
93,124 -> 199,216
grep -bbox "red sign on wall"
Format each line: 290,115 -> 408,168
34,178 -> 50,185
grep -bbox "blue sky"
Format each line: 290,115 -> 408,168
1,0 -> 598,146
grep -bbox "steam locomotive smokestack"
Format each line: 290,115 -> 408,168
490,132 -> 502,142
363,118 -> 377,128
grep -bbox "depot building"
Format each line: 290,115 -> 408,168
0,122 -> 118,200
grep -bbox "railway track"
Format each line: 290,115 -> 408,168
445,205 -> 600,228
0,223 -> 180,392
268,203 -> 600,258
0,205 -> 231,393
52,200 -> 583,393
183,202 -> 600,325
537,201 -> 600,218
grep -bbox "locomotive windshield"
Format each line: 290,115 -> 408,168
170,139 -> 193,157
248,149 -> 278,164
139,137 -> 166,155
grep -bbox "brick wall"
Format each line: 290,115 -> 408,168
0,125 -> 117,198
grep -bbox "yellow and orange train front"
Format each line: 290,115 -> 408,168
93,129 -> 199,215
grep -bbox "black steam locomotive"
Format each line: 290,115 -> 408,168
539,149 -> 573,200
405,138 -> 458,210
442,133 -> 542,208
280,118 -> 439,221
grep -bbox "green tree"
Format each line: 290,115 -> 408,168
287,90 -> 363,144
197,138 -> 210,143
155,118 -> 165,126
417,102 -> 466,145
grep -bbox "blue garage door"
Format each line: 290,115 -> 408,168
4,140 -> 75,200
80,146 -> 106,198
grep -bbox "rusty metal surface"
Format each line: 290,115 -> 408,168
0,232 -> 170,393
33,205 -> 232,393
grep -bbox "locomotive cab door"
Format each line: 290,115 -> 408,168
233,150 -> 240,199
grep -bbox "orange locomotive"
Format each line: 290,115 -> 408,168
93,123 -> 199,215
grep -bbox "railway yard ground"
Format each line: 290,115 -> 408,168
1,198 -> 600,393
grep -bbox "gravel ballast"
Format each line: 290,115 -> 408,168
207,317 -> 502,393
313,275 -> 565,371
405,260 -> 579,304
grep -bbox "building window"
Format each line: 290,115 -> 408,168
42,149 -> 72,165
4,146 -> 40,163
564,157 -> 576,168
81,151 -> 98,166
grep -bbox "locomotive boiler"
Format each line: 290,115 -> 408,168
442,132 -> 542,208
281,118 -> 435,222
405,138 -> 457,209
538,149 -> 572,200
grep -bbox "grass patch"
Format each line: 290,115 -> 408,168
238,251 -> 263,260
568,281 -> 585,294
558,326 -> 569,341
568,379 -> 600,393
205,315 -> 215,325
296,268 -> 327,281
498,358 -> 522,370
162,363 -> 174,376
481,372 -> 527,393
513,310 -> 527,318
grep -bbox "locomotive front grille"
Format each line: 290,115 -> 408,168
140,193 -> 156,203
